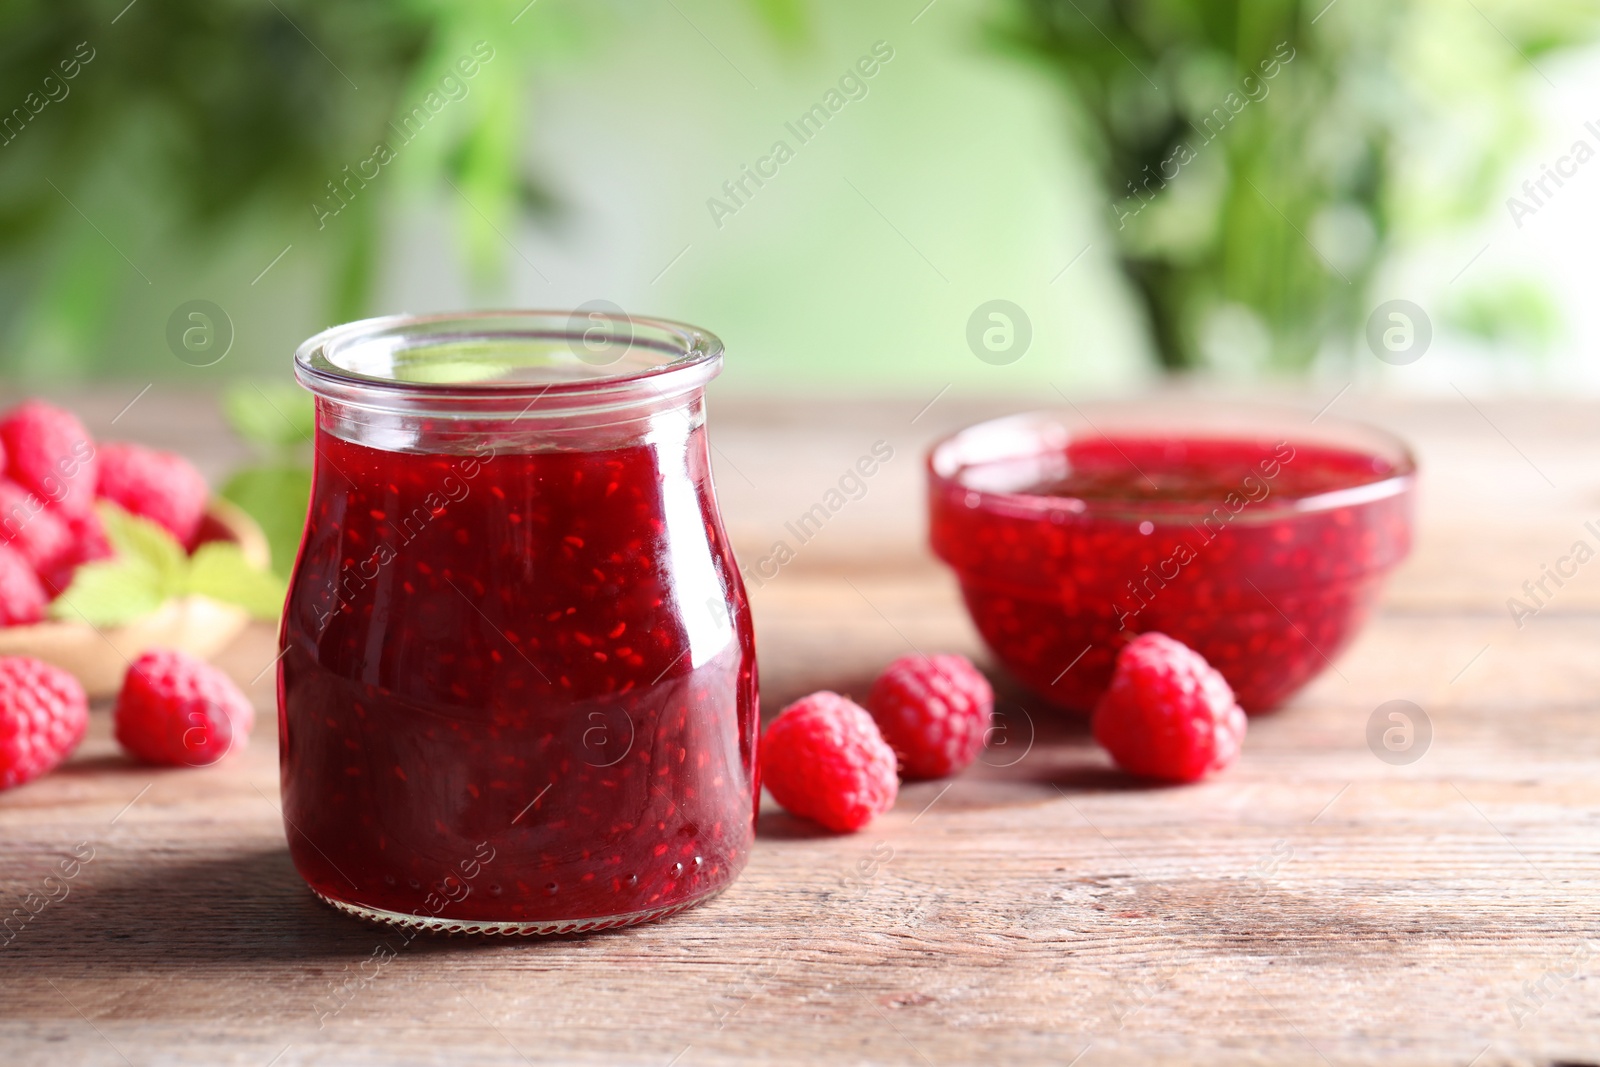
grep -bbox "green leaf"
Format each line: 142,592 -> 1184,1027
49,503 -> 288,625
98,504 -> 188,598
220,464 -> 313,580
1447,279 -> 1561,355
223,382 -> 315,452
47,560 -> 169,627
188,543 -> 288,619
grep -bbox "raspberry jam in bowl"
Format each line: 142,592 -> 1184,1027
280,311 -> 757,935
928,403 -> 1415,713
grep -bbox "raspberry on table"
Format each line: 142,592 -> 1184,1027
0,655 -> 89,790
96,442 -> 210,545
0,545 -> 48,626
0,400 -> 98,516
868,653 -> 994,779
760,691 -> 898,832
1092,632 -> 1247,783
114,648 -> 255,767
0,478 -> 74,579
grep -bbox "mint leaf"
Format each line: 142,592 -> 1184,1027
223,382 -> 315,452
48,560 -> 169,627
189,542 -> 288,619
99,504 -> 188,597
50,503 -> 288,625
49,504 -> 187,625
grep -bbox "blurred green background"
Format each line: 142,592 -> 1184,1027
0,0 -> 1596,390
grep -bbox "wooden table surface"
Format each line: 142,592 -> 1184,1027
2,387 -> 1598,1066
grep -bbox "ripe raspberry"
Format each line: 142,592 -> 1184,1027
96,442 -> 210,545
868,653 -> 994,779
114,649 -> 254,767
0,478 -> 74,578
0,545 -> 48,626
0,655 -> 88,790
0,400 -> 98,515
760,691 -> 898,832
1092,632 -> 1247,783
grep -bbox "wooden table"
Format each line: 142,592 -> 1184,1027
2,388 -> 1597,1066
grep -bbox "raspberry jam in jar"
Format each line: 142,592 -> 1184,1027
280,312 -> 757,934
929,406 -> 1415,713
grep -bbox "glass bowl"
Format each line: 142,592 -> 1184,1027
927,401 -> 1416,713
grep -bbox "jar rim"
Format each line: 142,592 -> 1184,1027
294,310 -> 723,415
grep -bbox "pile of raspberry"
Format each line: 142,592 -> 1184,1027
0,399 -> 254,791
0,398 -> 211,623
761,633 -> 1247,833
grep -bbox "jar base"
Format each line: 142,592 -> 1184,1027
309,885 -> 725,937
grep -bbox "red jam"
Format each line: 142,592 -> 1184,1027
930,430 -> 1414,712
280,314 -> 756,933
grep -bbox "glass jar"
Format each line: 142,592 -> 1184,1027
279,311 -> 758,935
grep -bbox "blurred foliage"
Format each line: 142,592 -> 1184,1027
0,0 -> 815,379
223,380 -> 316,448
993,0 -> 1600,371
0,0 -> 593,374
219,381 -> 314,578
222,464 -> 313,579
1448,278 -> 1562,357
4,0 -> 1594,382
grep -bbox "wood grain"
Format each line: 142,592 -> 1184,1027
1,389 -> 1598,1066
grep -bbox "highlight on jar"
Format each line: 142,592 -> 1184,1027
280,311 -> 758,936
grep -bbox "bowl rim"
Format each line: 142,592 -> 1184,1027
926,403 -> 1418,524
